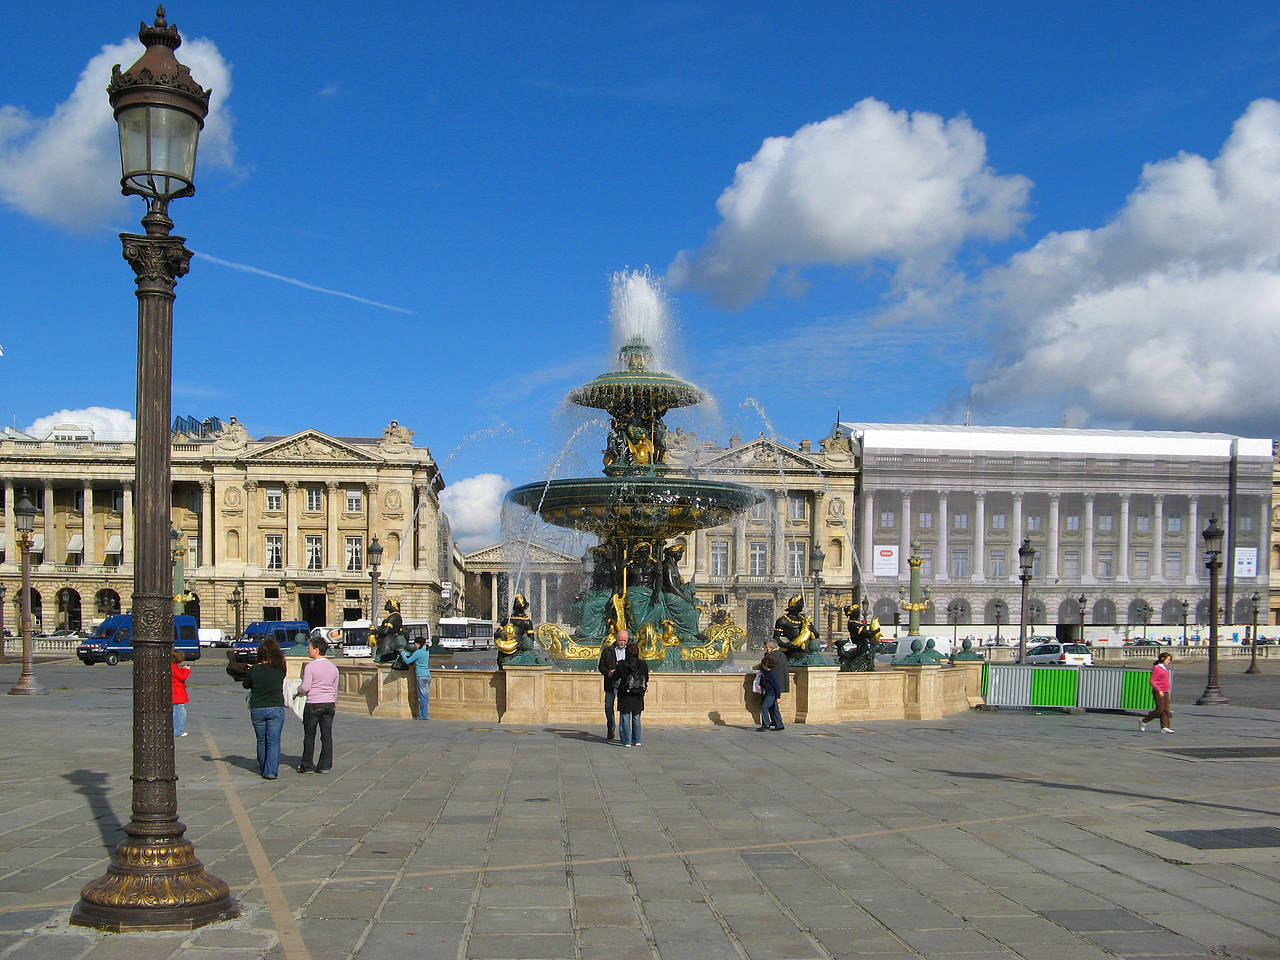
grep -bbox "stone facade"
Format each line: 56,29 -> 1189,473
0,419 -> 445,634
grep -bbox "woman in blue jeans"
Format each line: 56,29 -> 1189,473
243,636 -> 287,779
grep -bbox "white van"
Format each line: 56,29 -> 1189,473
874,634 -> 956,665
197,628 -> 226,648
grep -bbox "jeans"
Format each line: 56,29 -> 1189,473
761,692 -> 783,729
415,675 -> 431,720
172,703 -> 187,737
300,702 -> 335,771
604,683 -> 620,736
250,706 -> 286,778
619,712 -> 642,746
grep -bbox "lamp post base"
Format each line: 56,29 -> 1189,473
71,835 -> 238,932
7,674 -> 45,695
1195,685 -> 1230,706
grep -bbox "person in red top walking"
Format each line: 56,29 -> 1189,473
1140,651 -> 1174,733
171,649 -> 191,738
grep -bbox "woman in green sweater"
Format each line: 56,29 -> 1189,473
243,636 -> 287,779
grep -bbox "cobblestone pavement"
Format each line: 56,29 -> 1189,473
0,658 -> 1277,960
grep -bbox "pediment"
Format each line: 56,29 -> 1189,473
465,541 -> 583,568
247,430 -> 378,463
698,437 -> 824,473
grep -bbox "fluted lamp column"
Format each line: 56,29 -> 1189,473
73,6 -> 236,931
8,490 -> 43,695
1195,516 -> 1229,706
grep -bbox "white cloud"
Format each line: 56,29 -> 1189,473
669,97 -> 1030,307
0,32 -> 234,232
440,473 -> 512,552
26,407 -> 135,440
975,98 -> 1280,433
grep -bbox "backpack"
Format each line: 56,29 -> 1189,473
624,668 -> 648,694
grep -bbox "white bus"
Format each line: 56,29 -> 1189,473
436,617 -> 495,650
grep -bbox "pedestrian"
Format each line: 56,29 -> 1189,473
243,636 -> 287,779
297,637 -> 339,773
615,641 -> 649,747
401,634 -> 432,720
171,649 -> 190,738
1140,651 -> 1174,733
757,653 -> 784,731
756,639 -> 789,694
597,629 -> 629,741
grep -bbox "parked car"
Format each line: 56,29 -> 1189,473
1020,642 -> 1093,666
1130,639 -> 1162,647
77,614 -> 201,666
231,620 -> 310,663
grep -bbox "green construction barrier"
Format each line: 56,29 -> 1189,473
1029,667 -> 1078,707
1120,668 -> 1155,710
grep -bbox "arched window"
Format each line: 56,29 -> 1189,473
983,598 -> 1009,624
827,538 -> 843,567
226,529 -> 240,559
1026,598 -> 1047,626
1160,599 -> 1185,625
945,598 -> 971,623
96,589 -> 122,618
184,592 -> 201,626
1195,599 -> 1212,624
1092,598 -> 1116,625
1057,597 -> 1083,623
1234,597 -> 1256,623
1127,598 -> 1154,625
56,587 -> 82,631
873,597 -> 898,625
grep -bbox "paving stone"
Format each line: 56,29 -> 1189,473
463,933 -> 576,958
358,921 -> 464,960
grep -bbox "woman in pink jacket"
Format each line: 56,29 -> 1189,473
1140,651 -> 1174,733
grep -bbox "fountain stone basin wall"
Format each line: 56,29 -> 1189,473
290,659 -> 984,724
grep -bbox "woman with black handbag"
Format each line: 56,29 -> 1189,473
615,641 -> 649,747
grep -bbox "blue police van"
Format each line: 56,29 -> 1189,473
77,614 -> 202,666
231,620 -> 311,663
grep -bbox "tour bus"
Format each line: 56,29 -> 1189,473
435,616 -> 496,650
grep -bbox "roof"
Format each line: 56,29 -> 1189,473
841,422 -> 1273,460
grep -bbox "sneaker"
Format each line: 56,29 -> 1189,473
634,742 -> 641,747
623,743 -> 632,748
296,765 -> 312,773
177,732 -> 188,738
1139,720 -> 1147,732
756,725 -> 769,731
1161,728 -> 1175,734
316,768 -> 330,774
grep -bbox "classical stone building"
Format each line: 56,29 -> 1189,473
0,418 -> 445,634
463,542 -> 582,625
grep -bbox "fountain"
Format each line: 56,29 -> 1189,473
506,278 -> 763,671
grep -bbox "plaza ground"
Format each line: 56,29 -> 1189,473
0,655 -> 1277,960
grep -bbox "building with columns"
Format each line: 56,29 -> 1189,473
463,542 -> 582,625
0,418 -> 445,634
850,424 -> 1273,636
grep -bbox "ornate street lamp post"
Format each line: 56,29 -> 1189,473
230,582 -> 243,638
1180,599 -> 1189,645
368,535 -> 384,621
1017,537 -> 1035,664
809,542 -> 824,637
897,538 -> 931,637
1195,516 -> 1229,705
1246,590 -> 1261,675
1078,592 -> 1087,644
8,490 -> 43,695
993,598 -> 1006,645
73,8 -> 235,932
0,584 -> 8,663
947,599 -> 963,646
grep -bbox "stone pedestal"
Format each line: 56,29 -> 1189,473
894,664 -> 943,720
500,664 -> 550,724
792,665 -> 839,724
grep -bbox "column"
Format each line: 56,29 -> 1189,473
539,574 -> 548,621
243,479 -> 258,566
415,484 -> 432,573
1262,500 -> 1272,581
367,481 -> 380,546
937,492 -> 949,582
1118,493 -> 1130,582
734,516 -> 747,579
122,481 -> 134,567
42,480 -> 54,566
1152,494 -> 1164,581
284,481 -> 299,571
4,479 -> 14,569
1186,495 -> 1199,584
772,493 -> 785,579
83,480 -> 95,565
899,490 -> 912,577
1010,493 -> 1023,579
1047,493 -> 1060,580
860,492 -> 874,582
488,573 -> 498,622
199,480 -> 213,569
1082,493 -> 1095,584
973,491 -> 986,582
326,481 -> 341,573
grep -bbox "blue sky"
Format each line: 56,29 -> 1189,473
3,2 -> 1280,547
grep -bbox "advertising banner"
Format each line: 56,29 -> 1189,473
873,545 -> 899,577
1234,547 -> 1257,578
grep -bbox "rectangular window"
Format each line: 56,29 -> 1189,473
1032,554 -> 1042,578
1168,513 -> 1182,533
1098,514 -> 1113,532
1097,551 -> 1114,579
788,497 -> 806,522
265,534 -> 282,570
1066,514 -> 1080,532
954,513 -> 969,531
306,487 -> 323,512
1165,551 -> 1183,579
1241,515 -> 1254,531
112,489 -> 124,513
1136,514 -> 1150,532
991,513 -> 1006,530
989,550 -> 1006,578
187,489 -> 201,513
305,535 -> 323,570
263,605 -> 282,621
1026,514 -> 1042,532
345,537 -> 363,572
918,511 -> 932,529
880,511 -> 896,529
73,490 -> 84,512
749,501 -> 767,522
187,535 -> 201,567
748,541 -> 767,576
1133,551 -> 1149,579
1063,550 -> 1080,578
346,489 -> 363,513
920,548 -> 933,578
265,487 -> 283,512
710,541 -> 728,577
787,541 -> 805,578
950,549 -> 969,578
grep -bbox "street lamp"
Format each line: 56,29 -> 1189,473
8,489 -> 43,695
1078,592 -> 1087,644
73,8 -> 235,932
368,535 -> 384,621
0,584 -> 7,663
1195,515 -> 1229,705
993,598 -> 1007,645
1018,537 -> 1035,664
947,599 -> 963,645
1180,599 -> 1189,645
1246,590 -> 1261,675
230,582 -> 243,638
809,542 -> 825,635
